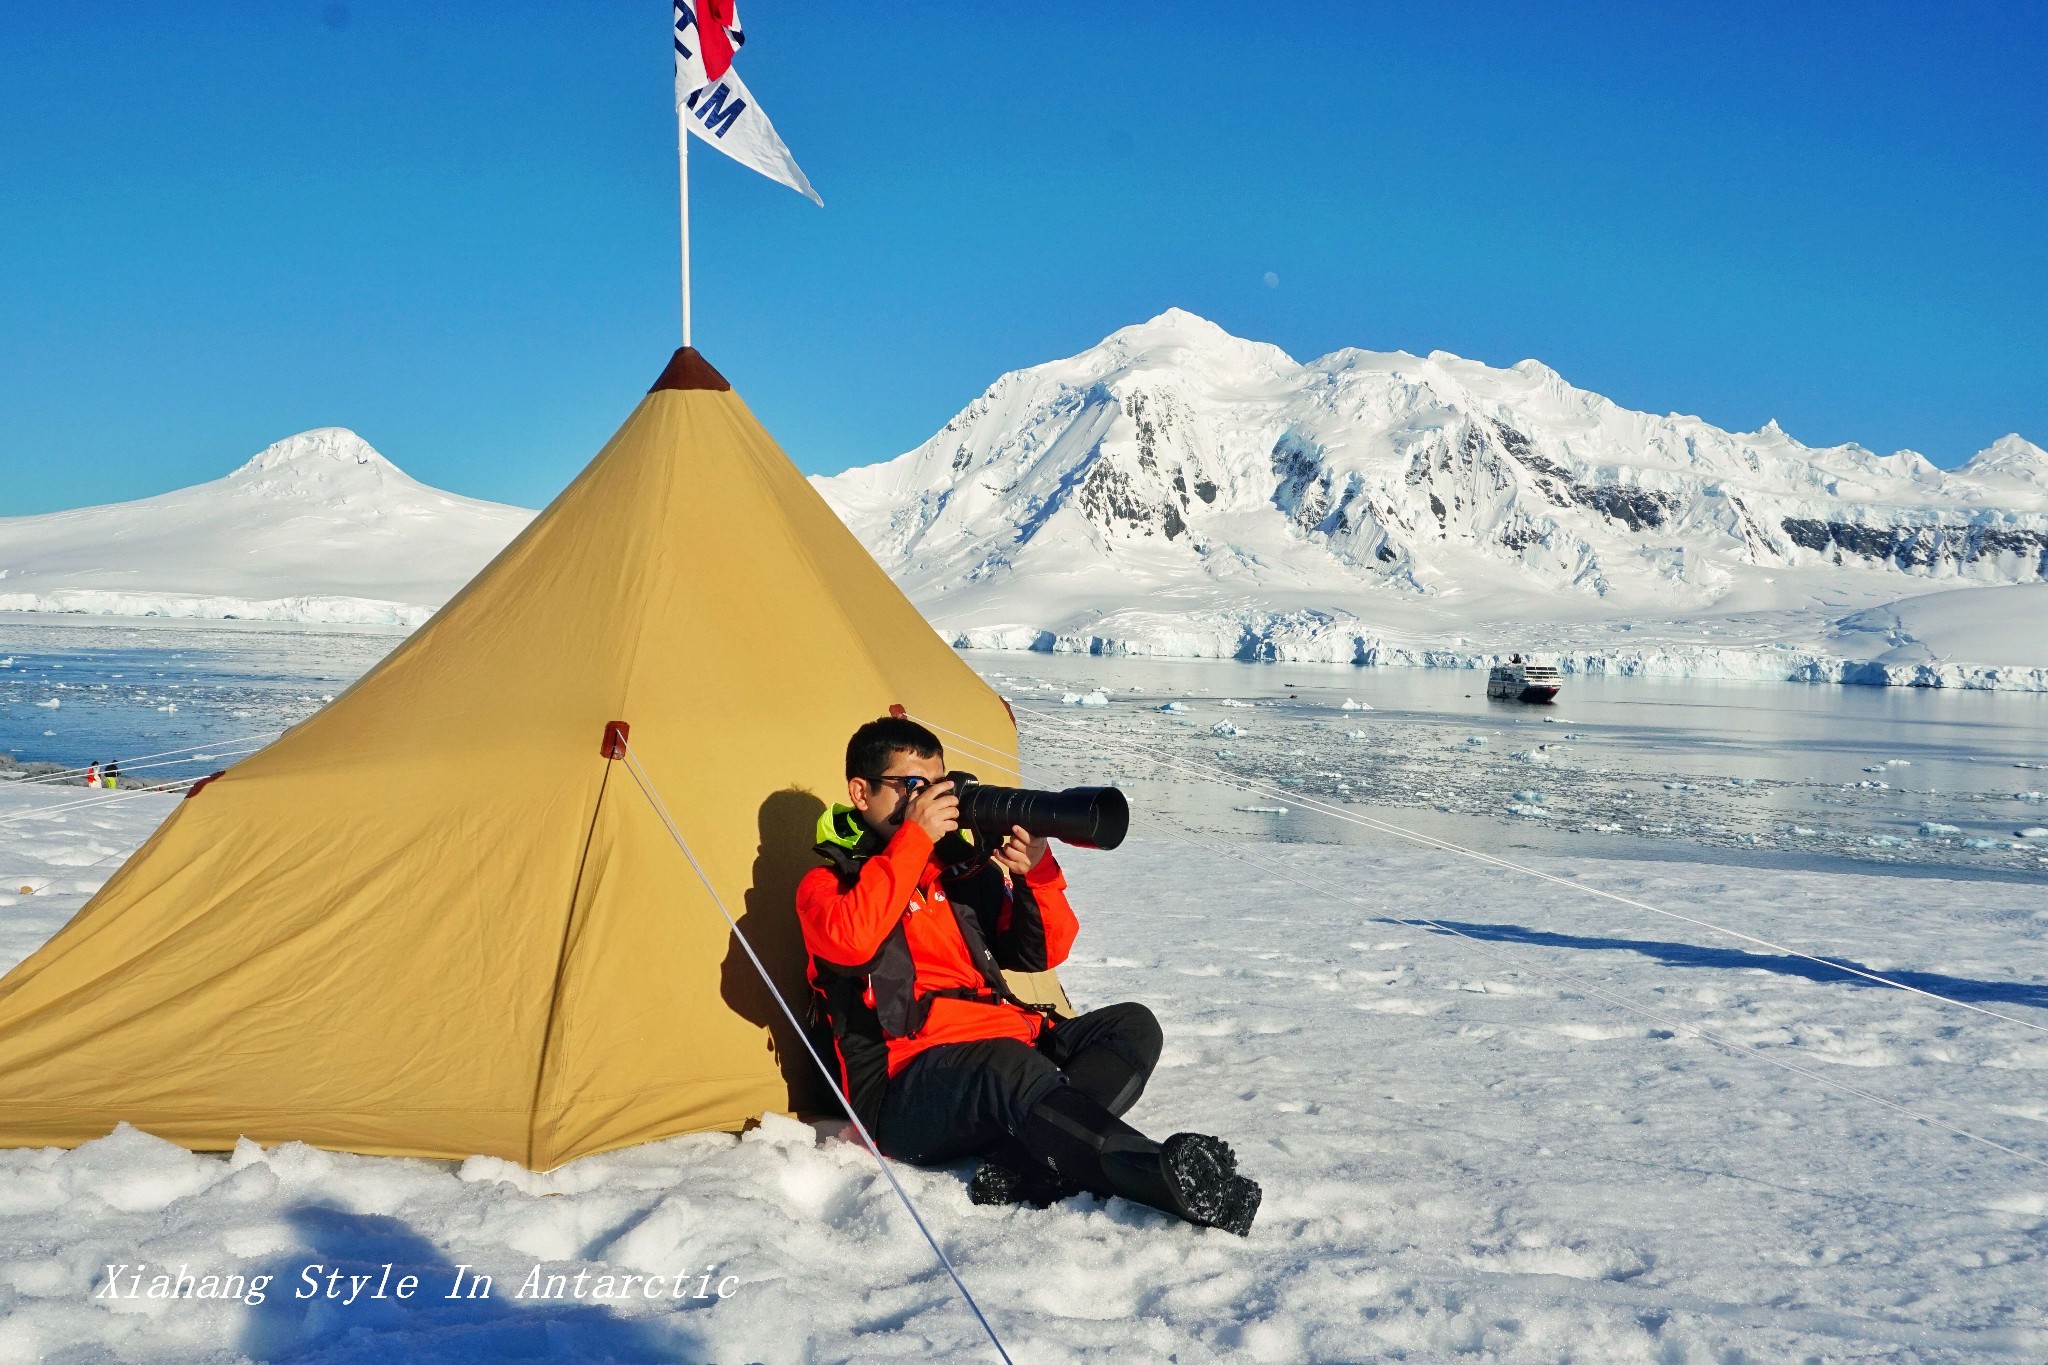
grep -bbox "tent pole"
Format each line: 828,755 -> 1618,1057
677,97 -> 693,348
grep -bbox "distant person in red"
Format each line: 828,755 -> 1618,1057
795,715 -> 1260,1234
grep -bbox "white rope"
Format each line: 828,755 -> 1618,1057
11,744 -> 268,793
1008,704 -> 2048,1038
6,732 -> 280,786
1128,812 -> 2048,1174
615,742 -> 1015,1365
902,715 -> 1024,781
0,775 -> 211,828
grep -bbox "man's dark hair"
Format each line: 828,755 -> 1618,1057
846,716 -> 944,780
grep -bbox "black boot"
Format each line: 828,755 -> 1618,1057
1021,1086 -> 1262,1236
967,1157 -> 1070,1209
967,1138 -> 1078,1209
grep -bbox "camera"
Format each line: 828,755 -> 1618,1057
947,771 -> 1129,850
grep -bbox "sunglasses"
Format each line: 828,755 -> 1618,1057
869,773 -> 938,795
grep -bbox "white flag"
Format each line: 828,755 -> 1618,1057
681,66 -> 822,207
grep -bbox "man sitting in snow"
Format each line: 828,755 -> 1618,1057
796,715 -> 1260,1235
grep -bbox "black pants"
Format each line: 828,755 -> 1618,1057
874,1002 -> 1162,1166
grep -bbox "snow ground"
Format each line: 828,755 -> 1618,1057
1,781 -> 2045,1362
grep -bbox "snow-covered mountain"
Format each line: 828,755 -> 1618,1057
0,429 -> 533,627
815,311 -> 2048,684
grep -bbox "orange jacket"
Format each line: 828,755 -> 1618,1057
796,822 -> 1079,1081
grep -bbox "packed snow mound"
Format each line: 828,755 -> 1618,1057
0,429 -> 533,625
814,311 -> 2048,679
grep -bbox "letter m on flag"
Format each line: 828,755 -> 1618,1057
691,82 -> 746,139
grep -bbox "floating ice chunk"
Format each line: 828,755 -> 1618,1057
1918,822 -> 1962,836
1340,698 -> 1372,711
1061,690 -> 1109,707
1213,749 -> 1236,759
1211,721 -> 1245,737
1465,736 -> 1489,747
1276,776 -> 1303,787
2015,792 -> 2047,803
157,703 -> 178,714
1511,748 -> 1551,765
1218,698 -> 1251,708
1787,826 -> 1819,837
1345,729 -> 1369,742
1511,789 -> 1545,803
1885,759 -> 1911,767
1855,780 -> 1890,790
1867,834 -> 1907,847
1961,837 -> 1998,850
1157,702 -> 1189,712
1507,803 -> 1550,818
2017,827 -> 2048,839
1861,765 -> 1885,774
1662,781 -> 1696,791
1728,777 -> 1757,787
1593,823 -> 1621,832
33,698 -> 58,709
1235,805 -> 1288,814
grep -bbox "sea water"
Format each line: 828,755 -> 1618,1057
977,650 -> 2048,881
2,615 -> 2044,879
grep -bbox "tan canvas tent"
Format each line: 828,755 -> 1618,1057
0,349 -> 1059,1169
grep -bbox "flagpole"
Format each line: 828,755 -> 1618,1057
676,97 -> 693,348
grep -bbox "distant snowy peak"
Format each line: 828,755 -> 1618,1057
0,427 -> 533,624
1086,308 -> 1299,378
1960,434 -> 2048,486
233,426 -> 394,475
223,427 -> 437,505
815,310 -> 2048,623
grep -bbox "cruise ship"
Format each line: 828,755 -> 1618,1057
1486,656 -> 1562,703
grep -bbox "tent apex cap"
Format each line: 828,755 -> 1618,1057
649,347 -> 731,393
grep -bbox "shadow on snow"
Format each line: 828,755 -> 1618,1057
1405,920 -> 2048,1013
240,1203 -> 712,1363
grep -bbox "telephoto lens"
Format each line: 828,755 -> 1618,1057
948,772 -> 1130,850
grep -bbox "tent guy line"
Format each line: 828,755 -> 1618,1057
4,732 -> 282,787
614,737 -> 1017,1365
1124,809 -> 2048,1178
4,745 -> 267,793
999,705 -> 2048,1038
0,773 -> 215,829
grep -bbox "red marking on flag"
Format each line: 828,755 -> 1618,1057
699,0 -> 738,80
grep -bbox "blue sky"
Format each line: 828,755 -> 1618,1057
3,2 -> 2043,514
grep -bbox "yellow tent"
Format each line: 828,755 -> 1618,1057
0,349 -> 1042,1169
